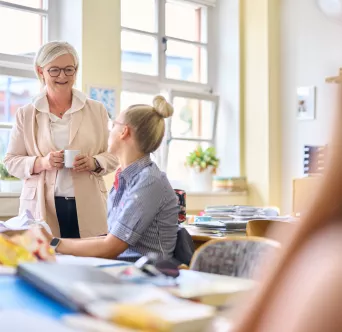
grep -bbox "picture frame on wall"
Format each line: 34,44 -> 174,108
296,86 -> 316,121
87,85 -> 116,119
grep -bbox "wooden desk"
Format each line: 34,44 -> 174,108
184,225 -> 246,249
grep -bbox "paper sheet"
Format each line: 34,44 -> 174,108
0,210 -> 52,234
0,310 -> 77,332
0,266 -> 16,275
56,255 -> 128,267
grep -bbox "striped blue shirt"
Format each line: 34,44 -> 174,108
107,155 -> 179,261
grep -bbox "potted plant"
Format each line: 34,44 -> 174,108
0,161 -> 22,193
185,146 -> 220,192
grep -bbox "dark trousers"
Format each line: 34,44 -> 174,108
55,197 -> 80,238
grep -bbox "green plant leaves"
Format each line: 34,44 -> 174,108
185,146 -> 220,173
0,161 -> 17,180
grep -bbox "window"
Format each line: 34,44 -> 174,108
121,0 -> 209,87
121,0 -> 218,189
0,1 -> 48,161
166,90 -> 218,187
121,91 -> 155,111
0,128 -> 11,160
0,1 -> 47,56
0,76 -> 39,123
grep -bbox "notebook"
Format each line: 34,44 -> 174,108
17,263 -> 122,312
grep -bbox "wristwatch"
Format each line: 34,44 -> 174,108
50,237 -> 61,251
93,157 -> 102,173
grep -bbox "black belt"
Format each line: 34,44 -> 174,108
55,197 -> 75,200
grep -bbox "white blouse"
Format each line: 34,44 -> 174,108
33,88 -> 87,198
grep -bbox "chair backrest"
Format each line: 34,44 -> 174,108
189,237 -> 279,279
174,189 -> 186,223
173,227 -> 195,265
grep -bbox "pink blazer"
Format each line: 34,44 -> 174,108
4,96 -> 118,237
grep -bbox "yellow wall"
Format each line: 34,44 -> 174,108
82,0 -> 121,115
240,0 -> 281,208
81,0 -> 121,189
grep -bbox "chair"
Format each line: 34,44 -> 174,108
189,236 -> 279,279
174,189 -> 186,223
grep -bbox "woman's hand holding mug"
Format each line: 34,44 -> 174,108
73,154 -> 96,172
42,151 -> 64,171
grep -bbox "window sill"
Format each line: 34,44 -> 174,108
0,192 -> 20,198
186,191 -> 249,215
187,191 -> 248,196
0,191 -> 250,218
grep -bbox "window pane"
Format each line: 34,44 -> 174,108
166,0 -> 207,43
0,129 -> 11,161
166,40 -> 207,84
0,7 -> 43,55
167,140 -> 210,187
121,91 -> 154,111
0,76 -> 40,123
2,0 -> 45,9
121,31 -> 158,76
121,0 -> 156,33
171,97 -> 215,140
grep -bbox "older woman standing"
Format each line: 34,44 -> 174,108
4,41 -> 118,238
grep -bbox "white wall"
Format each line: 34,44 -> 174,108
210,0 -> 240,177
53,0 -> 83,89
281,0 -> 342,212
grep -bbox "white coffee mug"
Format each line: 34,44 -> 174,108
64,150 -> 80,168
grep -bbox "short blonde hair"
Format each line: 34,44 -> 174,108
34,41 -> 79,84
123,95 -> 174,154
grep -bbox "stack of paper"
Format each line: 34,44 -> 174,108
0,210 -> 51,234
55,255 -> 129,268
70,283 -> 215,332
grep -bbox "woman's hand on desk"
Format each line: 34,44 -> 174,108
73,154 -> 96,172
39,226 -> 53,243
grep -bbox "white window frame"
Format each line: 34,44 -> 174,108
121,0 -> 213,94
0,0 -> 49,135
121,0 -> 219,177
160,89 -> 219,171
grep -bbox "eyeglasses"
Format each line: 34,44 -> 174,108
108,120 -> 126,131
47,66 -> 76,77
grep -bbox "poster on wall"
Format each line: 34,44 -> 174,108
296,86 -> 316,121
88,85 -> 116,119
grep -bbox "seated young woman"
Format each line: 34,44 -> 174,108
46,96 -> 179,261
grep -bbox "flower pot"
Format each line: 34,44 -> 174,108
189,168 -> 213,192
0,180 -> 23,193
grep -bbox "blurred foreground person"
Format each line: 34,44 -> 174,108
234,73 -> 342,332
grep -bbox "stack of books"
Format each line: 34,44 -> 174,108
304,145 -> 327,175
193,205 -> 281,231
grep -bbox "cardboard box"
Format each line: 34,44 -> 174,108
292,176 -> 322,216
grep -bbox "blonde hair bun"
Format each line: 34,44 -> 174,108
153,95 -> 174,119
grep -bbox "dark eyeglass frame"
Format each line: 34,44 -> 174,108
47,66 -> 77,77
